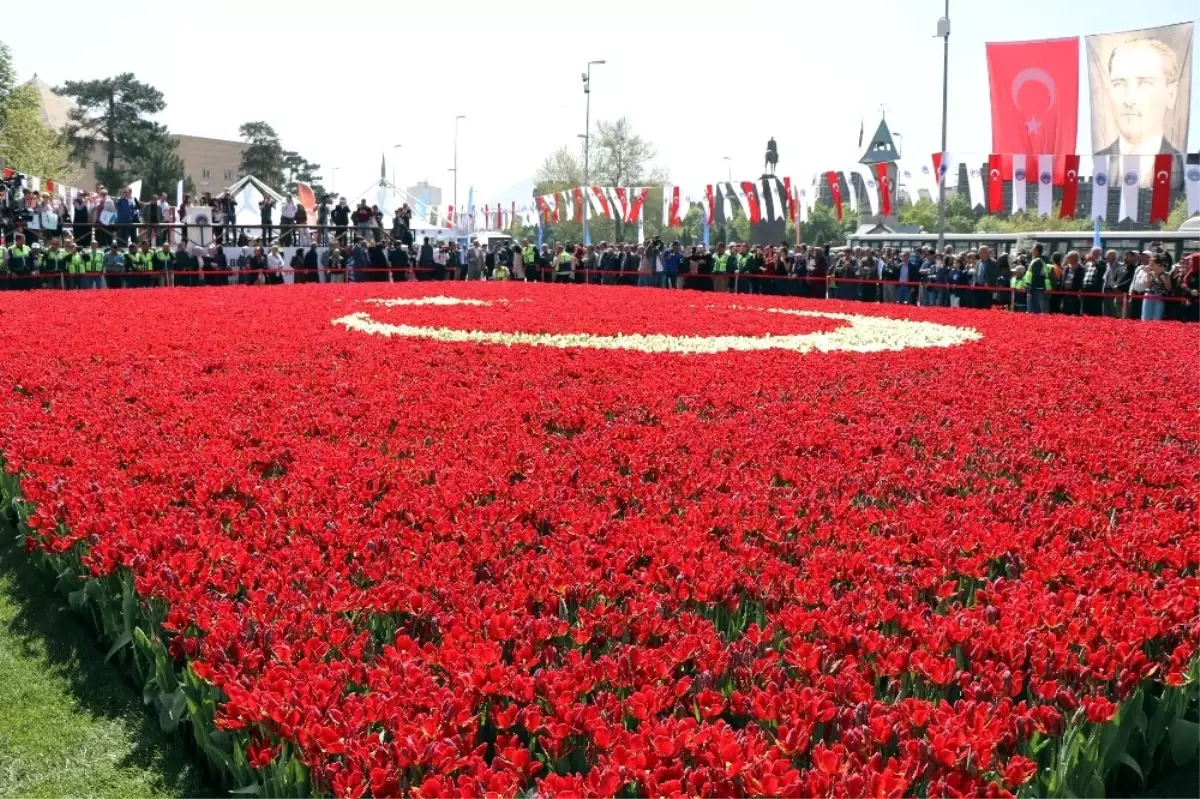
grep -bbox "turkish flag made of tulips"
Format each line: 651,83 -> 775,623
986,36 -> 1079,183
0,284 -> 1196,798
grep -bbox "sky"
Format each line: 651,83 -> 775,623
5,0 -> 1198,205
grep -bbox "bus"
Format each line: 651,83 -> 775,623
846,229 -> 1199,262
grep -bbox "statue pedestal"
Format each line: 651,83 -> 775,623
749,174 -> 786,247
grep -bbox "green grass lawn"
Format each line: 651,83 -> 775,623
0,529 -> 204,799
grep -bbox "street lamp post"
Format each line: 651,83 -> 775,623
453,115 -> 465,221
582,60 -> 605,246
935,1 -> 950,253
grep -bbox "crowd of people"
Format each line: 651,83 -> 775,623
1,172 -> 1196,321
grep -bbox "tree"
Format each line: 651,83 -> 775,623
0,40 -> 14,101
238,121 -> 286,188
238,121 -> 324,197
590,118 -> 665,243
800,202 -> 857,246
973,207 -> 1091,233
896,194 -> 980,234
57,74 -> 167,187
1165,197 -> 1196,231
282,150 -> 325,198
134,131 -> 190,198
0,84 -> 71,181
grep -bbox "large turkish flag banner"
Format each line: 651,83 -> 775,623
986,37 -> 1079,183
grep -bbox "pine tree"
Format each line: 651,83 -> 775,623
57,73 -> 167,188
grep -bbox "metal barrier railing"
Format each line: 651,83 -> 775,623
2,222 -> 421,248
4,262 -> 1190,321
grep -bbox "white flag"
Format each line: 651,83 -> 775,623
559,191 -> 574,222
126,180 -> 142,201
662,184 -> 672,226
1011,154 -> 1027,214
1037,155 -> 1054,217
1119,155 -> 1140,222
842,171 -> 858,212
797,187 -> 810,223
854,167 -> 880,216
1186,159 -> 1200,217
917,162 -> 937,199
1091,156 -> 1110,220
176,180 -> 184,207
966,165 -> 985,210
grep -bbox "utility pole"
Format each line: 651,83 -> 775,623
582,60 -> 605,246
453,115 -> 465,219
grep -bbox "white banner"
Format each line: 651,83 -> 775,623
1011,154 -> 1027,213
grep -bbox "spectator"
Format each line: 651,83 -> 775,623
290,247 -> 305,283
1128,251 -> 1152,320
317,196 -> 331,246
280,195 -> 297,245
322,244 -> 344,284
1140,254 -> 1173,322
266,245 -> 286,285
1060,251 -> 1082,315
1080,248 -> 1107,316
259,195 -> 276,244
1025,244 -> 1049,314
352,201 -> 374,242
331,198 -> 350,245
1178,256 -> 1199,322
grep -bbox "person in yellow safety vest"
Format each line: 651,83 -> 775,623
553,244 -> 574,283
519,239 -> 536,281
65,242 -> 86,289
4,233 -> 36,291
40,238 -> 70,289
711,241 -> 731,294
82,241 -> 105,289
130,241 -> 154,288
153,243 -> 173,289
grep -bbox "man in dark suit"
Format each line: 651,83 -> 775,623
974,245 -> 998,309
1095,38 -> 1182,157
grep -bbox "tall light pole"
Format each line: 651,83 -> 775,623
582,60 -> 605,245
453,115 -> 465,219
935,1 -> 950,253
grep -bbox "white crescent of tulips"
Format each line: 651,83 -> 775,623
333,296 -> 982,355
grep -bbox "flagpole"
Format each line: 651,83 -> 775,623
935,0 -> 950,253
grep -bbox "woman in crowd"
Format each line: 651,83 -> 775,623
1140,254 -> 1173,322
265,245 -> 286,285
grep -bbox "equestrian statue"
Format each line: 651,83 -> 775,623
764,137 -> 778,175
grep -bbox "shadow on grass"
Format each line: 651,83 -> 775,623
0,526 -> 207,797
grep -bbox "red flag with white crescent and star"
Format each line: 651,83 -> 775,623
985,37 -> 1078,183
875,164 -> 892,217
987,154 -> 1004,213
825,172 -> 843,221
1150,153 -> 1174,224
1059,154 -> 1081,219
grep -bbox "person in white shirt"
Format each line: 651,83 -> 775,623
266,245 -> 286,285
280,196 -> 298,245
